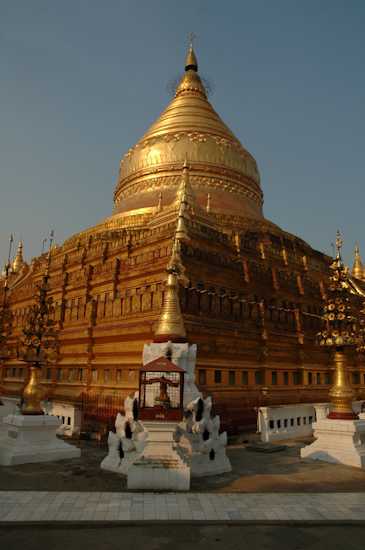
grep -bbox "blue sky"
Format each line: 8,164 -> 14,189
1,0 -> 364,271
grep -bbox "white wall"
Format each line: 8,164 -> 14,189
259,401 -> 365,442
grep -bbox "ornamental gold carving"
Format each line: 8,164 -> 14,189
188,132 -> 207,143
164,133 -> 180,143
142,137 -> 156,149
118,131 -> 261,185
114,174 -> 263,209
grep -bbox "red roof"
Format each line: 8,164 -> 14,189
139,356 -> 185,373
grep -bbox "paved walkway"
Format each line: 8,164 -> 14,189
1,491 -> 364,523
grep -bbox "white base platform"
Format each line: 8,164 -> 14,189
300,418 -> 365,468
127,420 -> 190,491
0,414 -> 81,466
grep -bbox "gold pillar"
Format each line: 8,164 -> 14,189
22,363 -> 45,415
327,349 -> 358,420
153,272 -> 187,343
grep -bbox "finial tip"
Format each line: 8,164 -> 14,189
185,35 -> 198,72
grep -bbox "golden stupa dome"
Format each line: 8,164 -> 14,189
351,244 -> 364,280
12,241 -> 23,274
112,44 -> 264,222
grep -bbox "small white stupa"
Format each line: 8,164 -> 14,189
101,164 -> 231,489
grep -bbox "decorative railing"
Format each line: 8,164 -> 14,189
259,401 -> 365,442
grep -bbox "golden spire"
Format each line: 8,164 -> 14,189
175,209 -> 190,243
153,234 -> 188,343
172,237 -> 189,287
173,159 -> 196,207
171,172 -> 191,285
185,36 -> 198,72
12,241 -> 23,274
175,193 -> 190,246
176,41 -> 206,99
1,235 -> 12,303
153,181 -> 191,343
351,244 -> 364,280
44,230 -> 54,279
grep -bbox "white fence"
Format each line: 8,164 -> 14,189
259,401 -> 365,442
1,397 -> 81,436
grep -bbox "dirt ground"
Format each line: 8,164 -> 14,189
1,436 -> 364,494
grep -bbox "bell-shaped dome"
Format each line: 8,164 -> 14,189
112,45 -> 264,223
351,245 -> 364,280
12,241 -> 23,274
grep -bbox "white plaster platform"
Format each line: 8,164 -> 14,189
127,420 -> 190,491
300,418 -> 365,468
0,414 -> 81,466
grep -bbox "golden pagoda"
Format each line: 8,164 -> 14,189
11,241 -> 23,274
1,42 -> 364,431
351,245 -> 364,281
110,43 -> 264,229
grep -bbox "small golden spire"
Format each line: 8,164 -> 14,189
206,193 -> 211,213
336,230 -> 342,257
174,162 -> 191,244
185,35 -> 198,72
153,173 -> 192,343
175,215 -> 189,243
153,233 -> 188,343
332,230 -> 344,274
1,235 -> 12,284
173,159 -> 196,206
12,241 -> 23,274
175,196 -> 190,244
171,235 -> 189,288
45,230 -> 53,278
2,260 -> 10,290
351,243 -> 364,280
176,42 -> 206,98
157,192 -> 163,213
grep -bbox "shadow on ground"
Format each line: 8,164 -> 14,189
0,523 -> 365,550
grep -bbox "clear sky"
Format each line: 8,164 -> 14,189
1,0 -> 364,272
